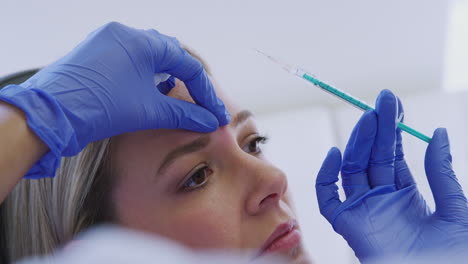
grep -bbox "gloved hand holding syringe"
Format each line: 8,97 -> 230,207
257,49 -> 468,262
255,49 -> 431,143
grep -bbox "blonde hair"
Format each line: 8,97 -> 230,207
0,46 -> 211,263
1,139 -> 115,262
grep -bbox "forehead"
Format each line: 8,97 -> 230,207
167,78 -> 240,115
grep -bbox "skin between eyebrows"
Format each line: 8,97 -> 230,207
156,110 -> 254,176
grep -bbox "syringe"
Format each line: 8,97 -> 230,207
255,49 -> 432,143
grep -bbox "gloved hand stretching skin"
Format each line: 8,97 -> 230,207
315,90 -> 468,262
0,22 -> 229,179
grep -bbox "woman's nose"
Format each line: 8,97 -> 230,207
244,159 -> 288,216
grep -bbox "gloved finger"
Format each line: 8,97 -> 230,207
394,97 -> 416,189
368,90 -> 397,187
157,76 -> 176,95
154,96 -> 219,132
183,71 -> 230,126
425,128 -> 468,219
316,147 -> 343,224
341,110 -> 376,198
145,30 -> 230,126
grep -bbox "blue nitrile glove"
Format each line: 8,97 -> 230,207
0,22 -> 230,179
315,90 -> 468,262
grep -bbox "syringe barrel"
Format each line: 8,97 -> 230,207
301,73 -> 373,111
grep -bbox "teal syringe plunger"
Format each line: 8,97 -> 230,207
255,49 -> 432,143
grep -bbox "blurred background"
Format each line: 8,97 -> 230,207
1,0 -> 467,263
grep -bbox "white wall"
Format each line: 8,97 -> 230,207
0,0 -> 449,113
444,0 -> 468,92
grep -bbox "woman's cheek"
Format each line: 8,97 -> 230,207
161,204 -> 238,249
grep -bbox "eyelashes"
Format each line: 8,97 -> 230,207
179,165 -> 212,192
178,134 -> 269,193
243,135 -> 269,155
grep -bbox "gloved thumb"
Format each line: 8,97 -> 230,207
155,96 -> 220,132
425,128 -> 468,220
316,147 -> 343,224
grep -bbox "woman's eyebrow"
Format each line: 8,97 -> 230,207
157,135 -> 211,176
156,109 -> 253,177
231,110 -> 253,128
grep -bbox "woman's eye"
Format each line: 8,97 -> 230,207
181,166 -> 211,191
243,135 -> 268,154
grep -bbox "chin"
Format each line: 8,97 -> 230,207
286,244 -> 312,264
260,243 -> 312,264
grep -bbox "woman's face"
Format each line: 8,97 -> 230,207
111,79 -> 308,263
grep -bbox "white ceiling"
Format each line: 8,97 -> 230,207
0,0 -> 449,114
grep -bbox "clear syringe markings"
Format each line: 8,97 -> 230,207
255,49 -> 432,143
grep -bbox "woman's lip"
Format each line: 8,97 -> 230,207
258,219 -> 301,256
